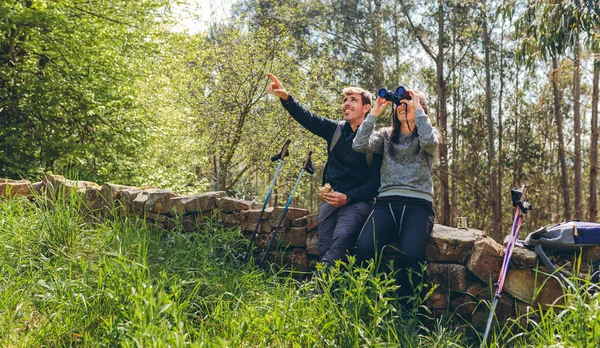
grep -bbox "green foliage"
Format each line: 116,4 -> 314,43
135,15 -> 350,204
1,0 -> 599,233
0,0 -> 172,182
513,0 -> 600,63
486,268 -> 600,347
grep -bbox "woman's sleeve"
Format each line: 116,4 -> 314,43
353,115 -> 385,154
415,109 -> 440,156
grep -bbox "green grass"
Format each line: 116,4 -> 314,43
1,195 -> 599,347
494,258 -> 600,347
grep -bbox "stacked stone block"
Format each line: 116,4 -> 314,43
241,206 -> 312,271
424,226 -> 563,329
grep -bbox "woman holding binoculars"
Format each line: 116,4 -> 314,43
352,87 -> 440,302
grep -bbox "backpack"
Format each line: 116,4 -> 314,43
524,221 -> 600,282
330,121 -> 373,167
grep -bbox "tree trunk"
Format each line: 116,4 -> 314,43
436,0 -> 451,226
372,0 -> 384,89
213,155 -> 220,190
573,36 -> 582,219
394,0 -> 401,78
513,65 -> 520,188
450,30 -> 458,226
590,58 -> 599,222
552,56 -> 572,220
482,5 -> 501,241
400,0 -> 449,224
219,159 -> 227,192
497,19 -> 505,231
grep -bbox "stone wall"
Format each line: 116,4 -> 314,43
3,175 -> 599,329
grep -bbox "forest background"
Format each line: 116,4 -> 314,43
1,0 -> 599,242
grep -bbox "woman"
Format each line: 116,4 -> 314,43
352,89 -> 440,299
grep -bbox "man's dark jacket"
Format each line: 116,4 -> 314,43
281,96 -> 381,204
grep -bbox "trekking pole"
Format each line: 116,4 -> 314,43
481,185 -> 531,347
259,151 -> 314,267
244,139 -> 291,263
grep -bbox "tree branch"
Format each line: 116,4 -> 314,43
433,167 -> 487,196
70,5 -> 137,28
399,2 -> 437,61
226,162 -> 251,191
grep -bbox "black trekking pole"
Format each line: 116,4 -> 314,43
244,139 -> 291,263
259,151 -> 314,267
481,185 -> 531,347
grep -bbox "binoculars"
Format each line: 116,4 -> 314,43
377,86 -> 411,105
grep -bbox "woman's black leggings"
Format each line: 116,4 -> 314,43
356,196 -> 434,296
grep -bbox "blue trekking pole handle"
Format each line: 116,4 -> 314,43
245,140 -> 291,262
260,151 -> 313,267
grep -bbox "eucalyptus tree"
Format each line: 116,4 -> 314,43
398,0 -> 450,225
233,0 -> 394,91
592,59 -> 599,221
573,33 -> 583,219
397,0 -> 478,227
314,0 -> 396,90
514,2 -> 572,219
480,0 -> 504,238
480,0 -> 523,239
0,0 -> 173,181
512,0 -> 600,220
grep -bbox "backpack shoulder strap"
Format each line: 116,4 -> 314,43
329,120 -> 373,168
533,244 -> 567,282
366,153 -> 373,168
329,121 -> 345,153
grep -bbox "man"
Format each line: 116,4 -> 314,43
267,73 -> 382,272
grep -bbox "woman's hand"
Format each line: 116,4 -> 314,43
400,90 -> 422,113
370,97 -> 391,117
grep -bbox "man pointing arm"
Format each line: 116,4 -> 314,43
267,73 -> 382,272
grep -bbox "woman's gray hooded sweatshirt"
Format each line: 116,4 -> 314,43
352,109 -> 440,202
